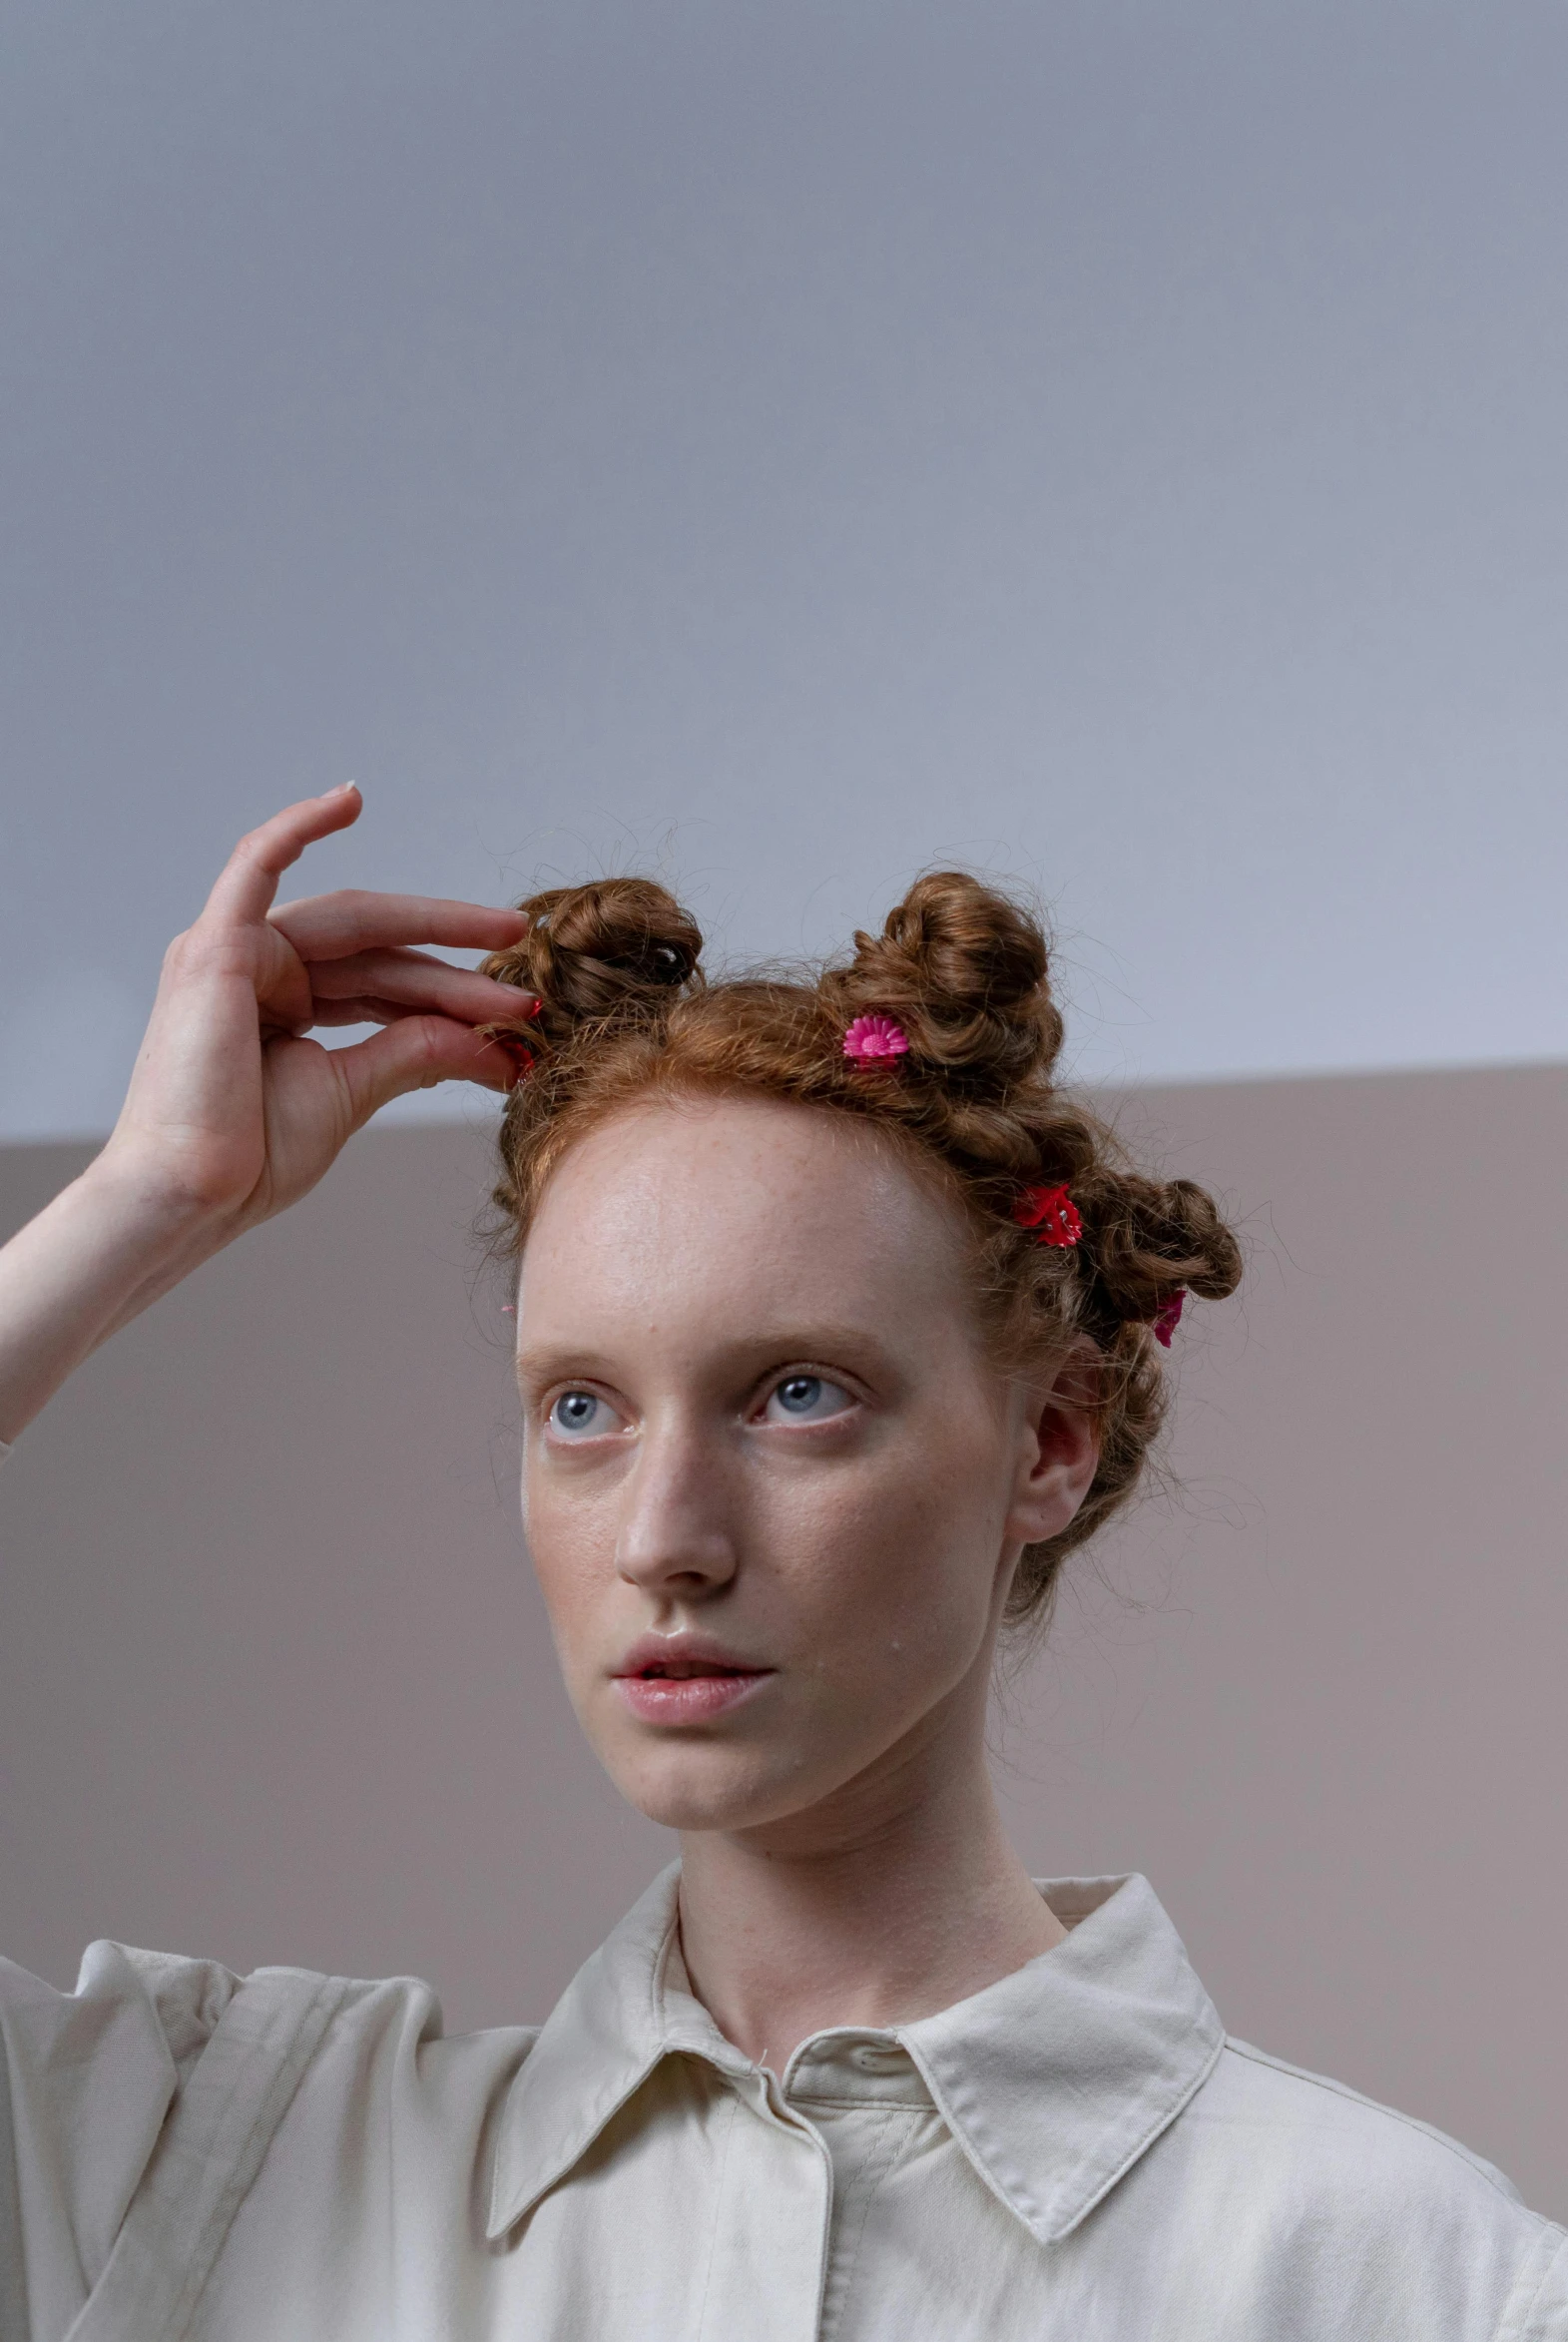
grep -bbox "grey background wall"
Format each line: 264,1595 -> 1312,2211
3,1062 -> 1566,2216
3,0 -> 1568,1141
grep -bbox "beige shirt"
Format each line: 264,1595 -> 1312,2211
2,1862 -> 1565,2341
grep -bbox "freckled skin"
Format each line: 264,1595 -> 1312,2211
516,1093 -> 1082,1840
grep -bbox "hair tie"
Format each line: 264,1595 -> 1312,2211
842,1013 -> 909,1063
1012,1183 -> 1083,1247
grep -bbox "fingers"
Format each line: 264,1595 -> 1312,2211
323,1014 -> 525,1128
202,787 -> 364,931
268,889 -> 528,959
298,997 -> 413,1028
303,946 -> 536,1028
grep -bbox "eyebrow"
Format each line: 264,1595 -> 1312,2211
513,1344 -> 620,1389
514,1324 -> 904,1389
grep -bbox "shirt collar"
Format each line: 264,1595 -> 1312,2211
487,1863 -> 1224,2247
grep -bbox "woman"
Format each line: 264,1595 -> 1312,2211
1,788 -> 1562,2340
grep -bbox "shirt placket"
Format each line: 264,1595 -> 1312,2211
693,2063 -> 834,2342
782,2037 -> 932,2342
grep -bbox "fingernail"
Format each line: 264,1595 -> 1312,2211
329,780 -> 360,798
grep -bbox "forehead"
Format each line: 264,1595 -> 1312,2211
518,1092 -> 975,1344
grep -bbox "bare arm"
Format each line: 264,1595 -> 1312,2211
0,786 -> 535,1447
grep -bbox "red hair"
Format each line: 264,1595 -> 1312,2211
484,871 -> 1241,1628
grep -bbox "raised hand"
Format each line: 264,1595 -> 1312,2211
105,786 -> 534,1230
0,788 -> 534,1442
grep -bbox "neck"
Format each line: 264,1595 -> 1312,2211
675,1719 -> 1066,2071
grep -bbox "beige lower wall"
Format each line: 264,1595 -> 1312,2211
2,1063 -> 1564,2214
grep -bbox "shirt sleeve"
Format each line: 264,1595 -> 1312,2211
1510,2221 -> 1568,2339
0,1941 -> 240,2341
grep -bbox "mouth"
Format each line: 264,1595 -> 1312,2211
611,1644 -> 777,1726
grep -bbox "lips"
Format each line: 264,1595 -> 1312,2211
611,1635 -> 776,1726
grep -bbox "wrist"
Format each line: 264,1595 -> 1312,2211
76,1142 -> 241,1261
0,1146 -> 239,1448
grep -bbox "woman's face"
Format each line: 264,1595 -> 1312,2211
516,1092 -> 1093,1837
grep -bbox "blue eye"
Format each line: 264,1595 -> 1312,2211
764,1376 -> 852,1424
550,1391 -> 606,1437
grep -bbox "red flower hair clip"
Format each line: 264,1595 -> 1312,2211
493,1001 -> 543,1084
1012,1183 -> 1083,1247
842,1013 -> 909,1063
1150,1290 -> 1186,1348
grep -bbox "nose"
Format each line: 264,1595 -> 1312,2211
614,1422 -> 739,1599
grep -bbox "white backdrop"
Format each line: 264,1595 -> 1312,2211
3,0 -> 1566,1140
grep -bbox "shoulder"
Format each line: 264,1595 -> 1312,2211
1162,2035 -> 1568,2337
1210,2034 -> 1525,2204
1,1942 -> 247,2297
1,1941 -> 542,2303
0,1939 -> 438,2090
0,1939 -> 241,2122
1,1937 -> 539,2073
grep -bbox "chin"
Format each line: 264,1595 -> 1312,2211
600,1740 -> 835,1836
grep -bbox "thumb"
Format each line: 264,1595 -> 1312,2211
328,1014 -> 520,1129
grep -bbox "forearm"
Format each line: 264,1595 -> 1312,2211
0,1155 -> 230,1446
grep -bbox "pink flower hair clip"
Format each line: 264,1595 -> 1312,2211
842,1013 -> 909,1064
1012,1183 -> 1083,1247
1150,1290 -> 1187,1348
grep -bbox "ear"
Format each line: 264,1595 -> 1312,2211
1003,1340 -> 1102,1550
